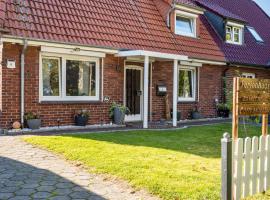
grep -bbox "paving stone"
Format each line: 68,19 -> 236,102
53,188 -> 72,195
40,180 -> 57,186
36,185 -> 55,192
32,192 -> 51,199
0,186 -> 18,193
55,182 -> 75,189
50,196 -> 71,200
9,196 -> 31,200
21,183 -> 40,189
0,136 -> 159,200
0,193 -> 14,200
15,188 -> 36,196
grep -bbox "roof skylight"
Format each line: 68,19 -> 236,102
247,27 -> 264,42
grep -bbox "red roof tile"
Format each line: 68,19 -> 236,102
1,0 -> 225,62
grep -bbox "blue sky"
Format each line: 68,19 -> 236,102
254,0 -> 270,16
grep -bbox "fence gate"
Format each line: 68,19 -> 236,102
221,77 -> 270,200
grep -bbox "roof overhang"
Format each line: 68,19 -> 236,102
117,50 -> 188,61
1,35 -> 118,54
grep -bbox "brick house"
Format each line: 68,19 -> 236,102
0,0 -> 269,129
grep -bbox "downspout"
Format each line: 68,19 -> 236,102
166,0 -> 176,27
21,40 -> 28,126
0,37 -> 3,113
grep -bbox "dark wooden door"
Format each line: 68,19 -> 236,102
126,68 -> 141,116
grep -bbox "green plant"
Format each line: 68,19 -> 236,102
74,110 -> 90,118
216,103 -> 230,111
24,112 -> 40,120
109,102 -> 129,119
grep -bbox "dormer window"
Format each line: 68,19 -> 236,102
175,10 -> 197,38
225,22 -> 244,45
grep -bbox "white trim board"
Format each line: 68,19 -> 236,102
41,46 -> 106,58
2,36 -> 118,54
117,50 -> 188,61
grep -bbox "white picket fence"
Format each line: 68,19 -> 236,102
233,135 -> 270,199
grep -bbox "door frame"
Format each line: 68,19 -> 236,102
124,65 -> 143,122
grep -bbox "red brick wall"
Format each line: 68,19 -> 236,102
1,43 -> 270,128
152,62 -> 226,120
1,43 -> 125,128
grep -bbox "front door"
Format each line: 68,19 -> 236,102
125,67 -> 143,122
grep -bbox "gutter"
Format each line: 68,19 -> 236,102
21,40 -> 28,126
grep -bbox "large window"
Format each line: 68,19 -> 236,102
40,55 -> 100,101
226,23 -> 243,45
175,11 -> 197,37
178,67 -> 196,101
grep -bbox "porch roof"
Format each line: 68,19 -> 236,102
117,50 -> 188,61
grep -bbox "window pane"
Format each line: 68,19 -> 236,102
42,58 -> 60,96
66,60 -> 96,97
176,16 -> 193,34
233,27 -> 240,42
179,70 -> 193,98
248,27 -> 263,42
226,26 -> 232,41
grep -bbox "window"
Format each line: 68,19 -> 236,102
247,27 -> 264,42
42,57 -> 60,97
242,73 -> 255,79
175,11 -> 197,37
178,67 -> 196,101
226,22 -> 243,45
66,60 -> 96,97
40,55 -> 100,101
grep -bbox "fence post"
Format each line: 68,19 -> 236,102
221,132 -> 233,200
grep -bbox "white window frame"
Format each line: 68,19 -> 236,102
242,72 -> 255,79
39,52 -> 100,102
178,66 -> 197,102
175,10 -> 197,38
225,21 -> 244,45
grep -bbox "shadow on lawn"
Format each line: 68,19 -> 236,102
0,156 -> 105,200
64,125 -> 233,158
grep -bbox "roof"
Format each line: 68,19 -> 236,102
196,0 -> 246,23
196,0 -> 270,67
0,0 -> 7,29
0,0 -> 225,62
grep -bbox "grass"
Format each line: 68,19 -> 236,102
24,123 -> 270,200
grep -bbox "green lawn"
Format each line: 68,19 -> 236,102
24,123 -> 270,200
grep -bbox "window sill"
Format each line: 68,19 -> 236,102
178,98 -> 196,103
39,100 -> 103,104
175,32 -> 197,39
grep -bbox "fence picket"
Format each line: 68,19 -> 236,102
259,136 -> 266,193
266,136 -> 270,190
243,137 -> 251,197
234,139 -> 243,200
251,137 -> 259,195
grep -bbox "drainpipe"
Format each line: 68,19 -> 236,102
166,0 -> 176,27
21,40 -> 28,126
